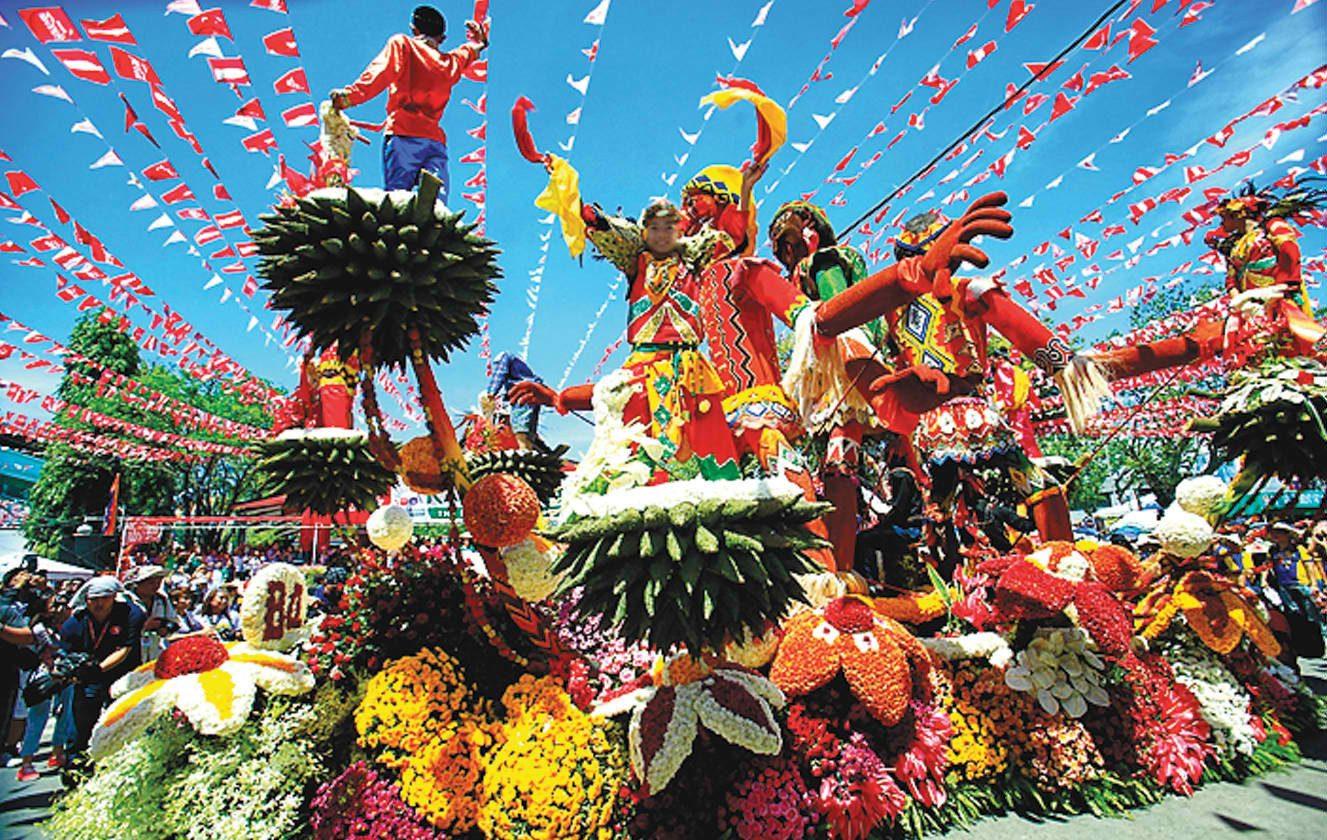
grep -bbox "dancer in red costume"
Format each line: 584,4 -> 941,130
271,346 -> 359,433
511,200 -> 742,482
1094,182 -> 1327,379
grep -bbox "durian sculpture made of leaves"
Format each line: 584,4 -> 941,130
253,172 -> 500,368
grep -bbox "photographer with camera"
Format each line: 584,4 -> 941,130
15,588 -> 74,781
58,576 -> 144,761
1,568 -> 41,760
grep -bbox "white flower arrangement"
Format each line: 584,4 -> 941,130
920,632 -> 1015,668
1154,508 -> 1215,558
366,504 -> 414,552
555,369 -> 661,511
276,426 -> 366,443
240,563 -> 310,651
1168,643 -> 1259,756
1175,475 -> 1229,519
563,475 -> 803,522
1003,628 -> 1109,718
500,536 -> 564,602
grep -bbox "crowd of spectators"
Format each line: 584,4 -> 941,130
0,541 -> 354,783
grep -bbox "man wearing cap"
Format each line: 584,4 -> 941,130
124,565 -> 179,661
59,576 -> 145,758
330,5 -> 489,200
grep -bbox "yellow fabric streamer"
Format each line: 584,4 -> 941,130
699,88 -> 788,163
535,154 -> 587,257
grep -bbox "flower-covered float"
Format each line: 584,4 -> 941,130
45,67 -> 1327,840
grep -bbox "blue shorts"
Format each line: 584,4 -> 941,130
487,352 -> 542,436
383,135 -> 449,202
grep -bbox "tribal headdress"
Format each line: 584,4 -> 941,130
767,200 -> 835,248
893,209 -> 951,260
682,165 -> 743,207
1218,178 -> 1327,220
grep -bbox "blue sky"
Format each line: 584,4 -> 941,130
1,0 -> 1325,456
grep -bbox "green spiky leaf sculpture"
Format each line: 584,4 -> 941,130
467,446 -> 569,505
547,480 -> 825,655
253,172 -> 499,367
256,429 -> 396,516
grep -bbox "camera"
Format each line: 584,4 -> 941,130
23,650 -> 92,706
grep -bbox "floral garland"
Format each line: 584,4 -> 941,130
353,647 -> 487,771
478,675 -> 628,839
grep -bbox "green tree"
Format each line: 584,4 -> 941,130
23,310 -> 273,560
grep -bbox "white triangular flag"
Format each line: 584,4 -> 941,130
752,0 -> 774,26
566,107 -> 581,125
247,316 -> 258,332
203,274 -> 223,290
583,0 -> 611,26
1145,99 -> 1171,118
674,152 -> 690,167
558,137 -> 575,152
834,86 -> 858,105
1260,128 -> 1281,151
220,287 -> 232,302
728,37 -> 751,62
662,172 -> 677,186
1018,195 -> 1035,208
71,118 -> 102,138
679,127 -> 700,145
1078,153 -> 1099,170
163,230 -> 187,246
266,162 -> 283,190
1235,33 -> 1266,56
223,115 -> 258,131
1109,127 -> 1131,144
165,0 -> 203,14
33,85 -> 72,103
566,73 -> 590,95
3,47 -> 49,75
539,214 -> 555,224
1046,175 -> 1064,190
1277,149 -> 1306,164
148,213 -> 173,231
189,36 -> 223,59
812,113 -> 835,130
130,194 -> 158,211
1127,236 -> 1144,254
90,149 -> 123,169
791,141 -> 811,153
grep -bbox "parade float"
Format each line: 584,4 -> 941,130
22,3 -> 1327,840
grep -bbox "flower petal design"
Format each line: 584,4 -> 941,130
713,667 -> 786,711
694,673 -> 781,756
769,611 -> 841,699
229,650 -> 317,694
629,685 -> 698,794
841,631 -> 911,726
172,664 -> 258,736
90,677 -> 174,761
111,659 -> 159,699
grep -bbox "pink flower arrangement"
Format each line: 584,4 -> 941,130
309,761 -> 438,840
888,701 -> 952,808
719,757 -> 817,840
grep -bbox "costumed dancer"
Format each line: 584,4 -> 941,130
513,199 -> 743,482
886,209 -> 1074,541
1094,181 -> 1327,379
271,345 -> 359,433
330,5 -> 489,198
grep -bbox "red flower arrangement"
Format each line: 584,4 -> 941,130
885,701 -> 952,808
1120,652 -> 1213,795
154,634 -> 230,680
304,545 -> 474,682
814,734 -> 907,840
1071,580 -> 1134,657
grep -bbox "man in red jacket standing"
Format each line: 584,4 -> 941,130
331,5 -> 488,201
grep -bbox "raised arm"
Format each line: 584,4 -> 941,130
338,35 -> 407,107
